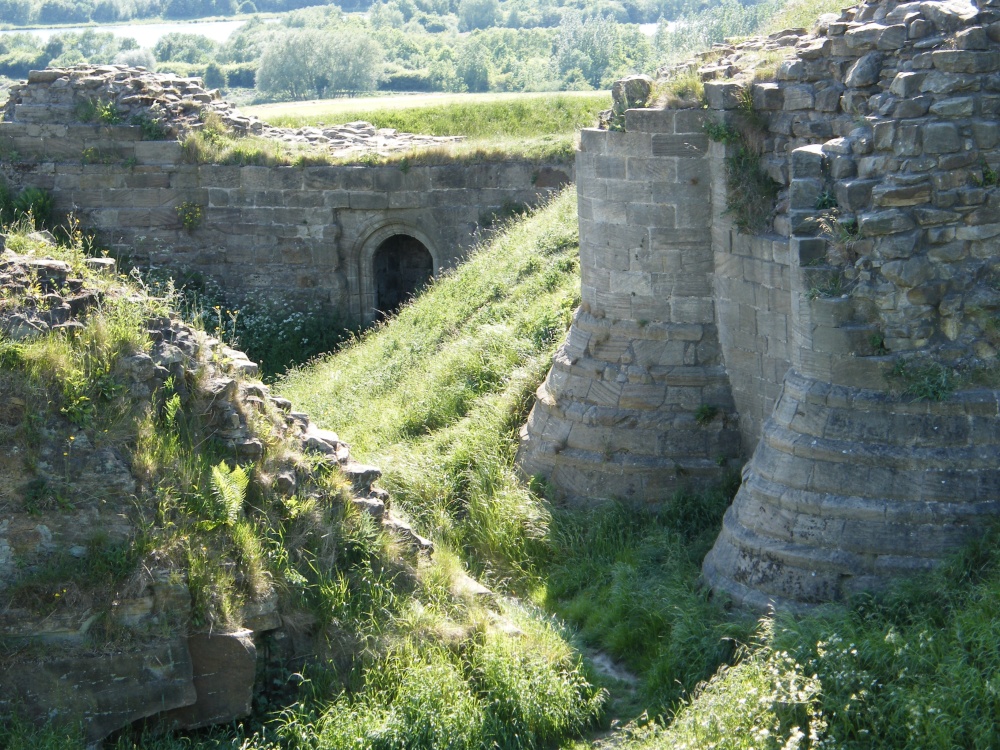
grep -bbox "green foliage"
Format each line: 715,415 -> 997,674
130,112 -> 169,141
815,189 -> 837,210
544,476 -> 750,711
279,608 -> 603,749
627,625 -> 827,749
175,200 -> 203,230
886,357 -> 958,402
0,714 -> 86,749
694,403 -> 719,425
654,68 -> 704,108
154,32 -> 219,64
977,157 -> 999,188
704,120 -> 742,145
75,96 -> 123,125
256,28 -> 383,100
0,185 -> 55,230
724,146 -> 780,234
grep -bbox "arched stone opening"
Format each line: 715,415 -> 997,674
372,234 -> 433,316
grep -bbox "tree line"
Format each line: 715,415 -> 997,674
0,0 -> 777,100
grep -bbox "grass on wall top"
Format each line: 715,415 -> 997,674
244,91 -> 611,138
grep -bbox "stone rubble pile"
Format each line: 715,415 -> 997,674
0,237 -> 432,741
3,65 -> 462,156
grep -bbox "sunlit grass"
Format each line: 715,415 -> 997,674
245,91 -> 610,136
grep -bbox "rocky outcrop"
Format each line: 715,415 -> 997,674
521,0 -> 1000,608
3,65 -> 461,157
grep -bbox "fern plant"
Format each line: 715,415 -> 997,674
210,461 -> 249,527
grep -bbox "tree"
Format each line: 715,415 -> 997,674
0,0 -> 32,26
256,29 -> 382,100
154,32 -> 219,63
324,30 -> 383,94
455,37 -> 490,91
114,47 -> 156,70
457,0 -> 498,31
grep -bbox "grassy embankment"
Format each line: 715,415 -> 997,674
0,207 -> 602,750
183,92 -> 610,167
278,188 -> 759,735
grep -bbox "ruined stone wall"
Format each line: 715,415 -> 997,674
0,67 -> 570,323
521,0 -> 1000,608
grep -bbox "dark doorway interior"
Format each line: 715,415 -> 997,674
373,235 -> 433,316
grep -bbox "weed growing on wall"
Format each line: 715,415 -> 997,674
705,108 -> 780,234
175,201 -> 203,231
886,356 -> 958,401
0,184 -> 55,230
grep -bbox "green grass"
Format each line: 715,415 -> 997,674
245,92 -> 610,137
2,206 -> 603,749
279,188 -> 581,584
230,93 -> 609,166
182,111 -> 582,167
542,483 -> 755,715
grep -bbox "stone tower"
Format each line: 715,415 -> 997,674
519,0 -> 1000,608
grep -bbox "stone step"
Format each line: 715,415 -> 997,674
764,419 -> 1000,470
704,504 -> 940,608
754,432 -> 1000,502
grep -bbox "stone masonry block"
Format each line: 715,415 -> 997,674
674,109 -> 711,133
790,144 -> 825,179
133,141 -> 182,165
921,122 -> 961,153
651,133 -> 709,158
704,81 -> 744,109
789,178 -> 824,209
626,157 -> 676,182
624,108 -> 673,133
579,128 -> 607,154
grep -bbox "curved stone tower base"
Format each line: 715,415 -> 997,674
703,371 -> 1000,610
516,111 -> 744,505
518,310 -> 741,503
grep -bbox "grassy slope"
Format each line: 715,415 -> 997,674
280,190 -> 581,583
278,190 -> 758,734
244,91 -> 610,133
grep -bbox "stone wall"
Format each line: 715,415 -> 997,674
0,67 -> 570,323
520,0 -> 1000,608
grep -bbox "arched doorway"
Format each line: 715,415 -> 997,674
372,234 -> 433,316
